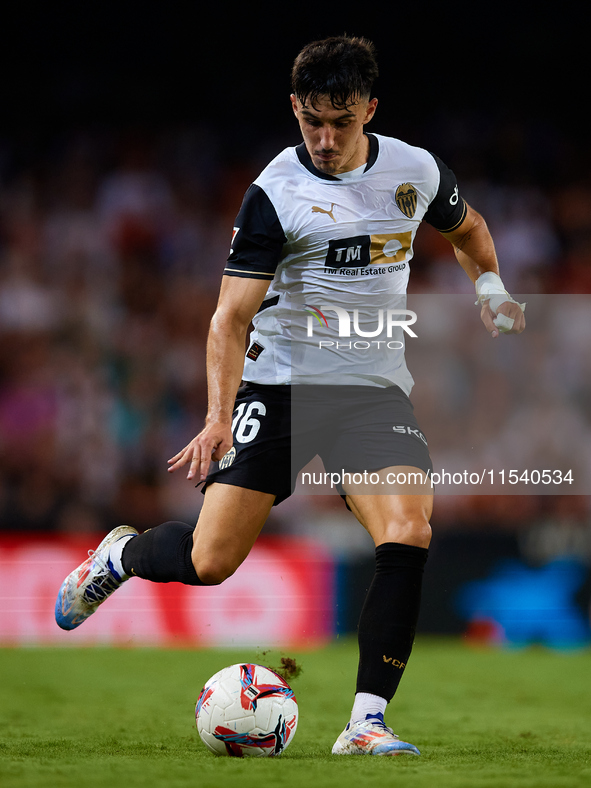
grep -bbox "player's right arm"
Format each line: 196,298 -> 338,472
167,275 -> 271,482
168,182 -> 286,482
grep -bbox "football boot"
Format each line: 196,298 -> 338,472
332,713 -> 420,756
55,526 -> 138,630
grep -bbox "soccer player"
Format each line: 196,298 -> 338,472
55,36 -> 525,756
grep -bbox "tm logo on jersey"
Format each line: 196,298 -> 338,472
327,235 -> 371,267
325,232 -> 412,271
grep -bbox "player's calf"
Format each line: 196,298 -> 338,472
121,521 -> 204,584
356,542 -> 429,700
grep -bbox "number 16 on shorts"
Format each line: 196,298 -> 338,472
232,401 -> 267,443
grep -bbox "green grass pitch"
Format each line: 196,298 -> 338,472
1,637 -> 590,788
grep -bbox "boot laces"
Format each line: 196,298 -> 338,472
82,550 -> 120,604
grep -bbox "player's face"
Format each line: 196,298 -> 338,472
290,94 -> 378,175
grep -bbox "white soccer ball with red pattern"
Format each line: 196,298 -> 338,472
195,663 -> 298,757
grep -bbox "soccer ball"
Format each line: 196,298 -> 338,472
195,663 -> 298,757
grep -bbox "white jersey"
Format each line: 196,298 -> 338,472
224,133 -> 466,392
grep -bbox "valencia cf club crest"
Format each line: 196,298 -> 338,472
395,183 -> 418,219
219,447 -> 237,469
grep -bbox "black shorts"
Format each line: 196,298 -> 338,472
203,383 -> 432,505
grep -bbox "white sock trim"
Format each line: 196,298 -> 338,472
350,692 -> 388,724
108,535 -> 135,580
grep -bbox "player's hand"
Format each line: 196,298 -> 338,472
167,422 -> 234,482
480,300 -> 526,338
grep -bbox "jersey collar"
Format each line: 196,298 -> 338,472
295,133 -> 379,181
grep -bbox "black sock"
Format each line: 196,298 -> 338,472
356,542 -> 428,701
122,521 -> 205,586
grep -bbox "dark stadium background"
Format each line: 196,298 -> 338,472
1,3 -> 590,646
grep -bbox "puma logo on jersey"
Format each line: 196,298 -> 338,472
312,203 -> 337,222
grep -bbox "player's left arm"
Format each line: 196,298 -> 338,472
424,153 -> 525,338
441,205 -> 526,338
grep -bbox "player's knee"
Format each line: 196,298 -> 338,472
405,516 -> 432,548
384,515 -> 432,549
192,555 -> 237,586
413,518 -> 432,548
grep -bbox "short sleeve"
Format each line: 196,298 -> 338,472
423,153 -> 467,233
224,184 -> 287,280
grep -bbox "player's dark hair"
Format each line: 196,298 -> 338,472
291,35 -> 378,110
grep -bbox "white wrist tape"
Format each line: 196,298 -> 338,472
474,272 -> 510,306
474,272 -> 526,333
493,312 -> 517,332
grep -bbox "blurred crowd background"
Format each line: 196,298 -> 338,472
0,5 -> 590,558
1,114 -> 590,545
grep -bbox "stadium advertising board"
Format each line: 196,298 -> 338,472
0,535 -> 335,647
